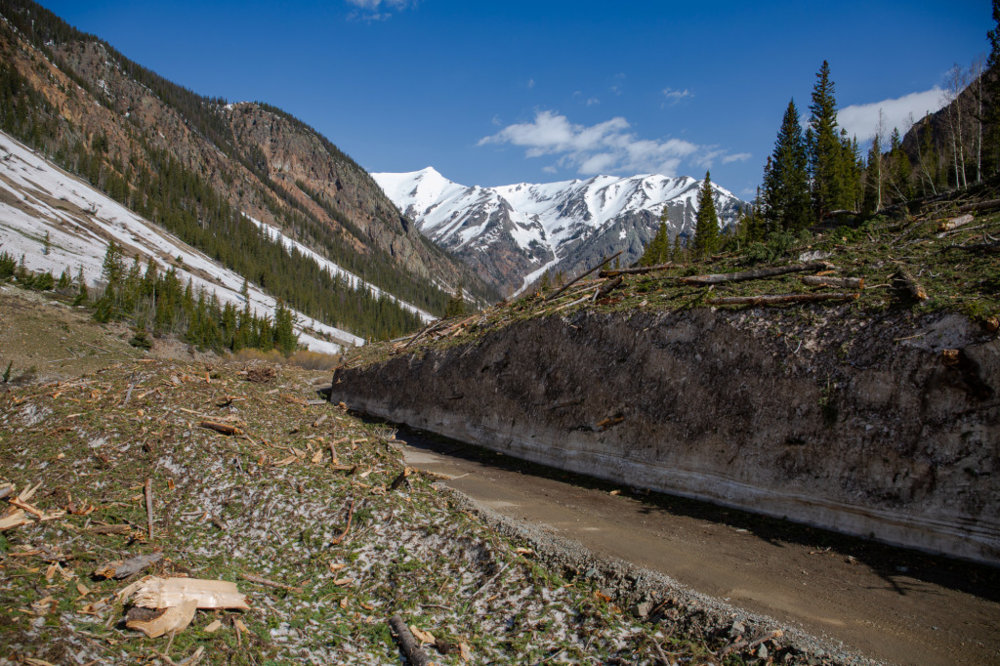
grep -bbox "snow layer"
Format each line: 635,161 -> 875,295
0,130 -> 368,353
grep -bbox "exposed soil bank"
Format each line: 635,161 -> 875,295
331,307 -> 1000,565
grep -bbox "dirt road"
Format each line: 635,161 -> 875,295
400,430 -> 1000,666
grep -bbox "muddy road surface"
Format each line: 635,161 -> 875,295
399,429 -> 1000,666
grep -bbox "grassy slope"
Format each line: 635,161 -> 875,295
0,286 -> 830,665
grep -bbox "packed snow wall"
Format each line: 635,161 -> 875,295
330,307 -> 1000,565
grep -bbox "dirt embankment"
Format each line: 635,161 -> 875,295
331,306 -> 1000,565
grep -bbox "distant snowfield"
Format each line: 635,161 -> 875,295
0,130 -> 378,353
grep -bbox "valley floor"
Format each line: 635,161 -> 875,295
1,285 -> 868,665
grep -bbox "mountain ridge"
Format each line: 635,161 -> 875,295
375,167 -> 745,295
0,0 -> 495,343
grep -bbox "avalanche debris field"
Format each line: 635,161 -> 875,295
0,288 -> 863,665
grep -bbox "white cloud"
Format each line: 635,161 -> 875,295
662,88 -> 693,104
586,97 -> 600,106
837,87 -> 946,142
527,78 -> 535,89
479,110 -> 712,176
345,0 -> 415,20
722,152 -> 752,164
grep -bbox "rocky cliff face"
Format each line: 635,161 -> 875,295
331,307 -> 1000,565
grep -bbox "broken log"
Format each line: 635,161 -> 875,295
707,292 -> 859,307
944,240 -> 1000,254
388,614 -> 432,666
938,213 -> 974,232
593,275 -> 624,301
551,293 -> 592,314
958,198 -> 1000,213
122,576 -> 250,611
545,250 -> 623,302
801,275 -> 864,290
95,551 -> 163,579
894,265 -> 928,300
599,261 -> 675,278
198,421 -> 242,436
674,261 -> 835,286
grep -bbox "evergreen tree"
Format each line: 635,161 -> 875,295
638,211 -> 671,266
444,286 -> 466,318
273,301 -> 298,355
861,133 -> 883,217
100,239 -> 123,285
692,171 -> 720,257
762,99 -> 811,233
807,61 -> 853,219
887,128 -> 913,203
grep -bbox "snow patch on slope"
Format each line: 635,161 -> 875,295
0,130 -> 375,353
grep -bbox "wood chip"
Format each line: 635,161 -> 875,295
203,619 -> 223,634
126,599 -> 197,638
0,508 -> 30,531
94,552 -> 163,580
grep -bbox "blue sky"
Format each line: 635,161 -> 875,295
41,0 -> 992,198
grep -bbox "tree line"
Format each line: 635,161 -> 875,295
636,5 -> 1000,265
0,243 -> 298,354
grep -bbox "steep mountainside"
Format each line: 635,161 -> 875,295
901,60 -> 999,192
375,168 -> 745,295
0,0 -> 494,339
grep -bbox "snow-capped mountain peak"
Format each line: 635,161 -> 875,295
372,169 -> 745,296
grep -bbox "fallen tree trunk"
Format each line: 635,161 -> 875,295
599,261 -> 675,278
938,213 -> 974,232
801,275 -> 864,290
675,261 -> 834,286
593,275 -> 624,301
545,251 -> 623,302
388,614 -> 432,666
707,293 -> 859,307
958,198 -> 1000,213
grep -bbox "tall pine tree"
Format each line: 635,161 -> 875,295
762,99 -> 811,234
807,61 -> 854,220
692,171 -> 720,257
